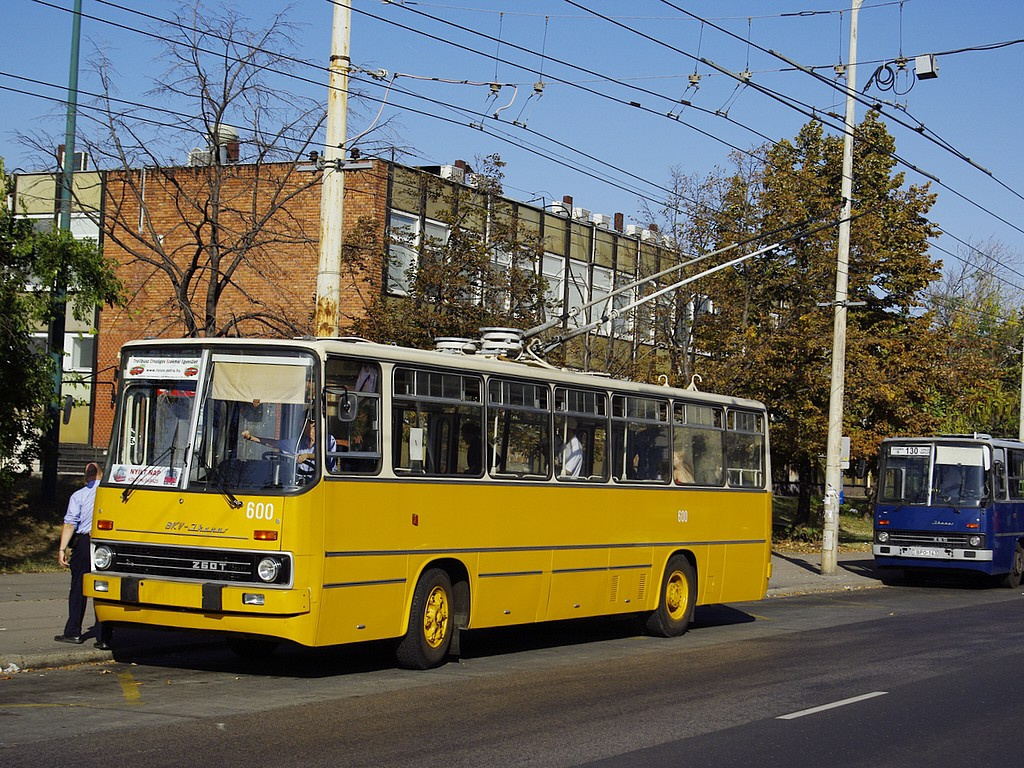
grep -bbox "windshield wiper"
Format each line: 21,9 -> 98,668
191,449 -> 243,509
120,445 -> 174,503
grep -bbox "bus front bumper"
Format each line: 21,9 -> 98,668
873,544 -> 993,562
85,573 -> 311,616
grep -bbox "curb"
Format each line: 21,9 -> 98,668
3,647 -> 113,673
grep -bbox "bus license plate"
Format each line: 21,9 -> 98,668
899,546 -> 948,559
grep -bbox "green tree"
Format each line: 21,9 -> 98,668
689,114 -> 941,527
0,160 -> 124,490
925,239 -> 1024,437
344,155 -> 549,349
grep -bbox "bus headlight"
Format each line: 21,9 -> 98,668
93,545 -> 114,570
257,557 -> 281,583
877,531 -> 889,544
969,535 -> 982,548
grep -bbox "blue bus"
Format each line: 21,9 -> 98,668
873,434 -> 1024,586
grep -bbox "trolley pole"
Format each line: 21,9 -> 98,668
822,0 -> 861,575
314,0 -> 351,338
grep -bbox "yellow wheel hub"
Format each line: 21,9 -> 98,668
422,585 -> 450,649
665,570 -> 688,620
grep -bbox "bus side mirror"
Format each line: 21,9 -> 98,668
328,386 -> 358,422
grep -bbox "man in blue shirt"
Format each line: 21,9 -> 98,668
54,462 -> 100,645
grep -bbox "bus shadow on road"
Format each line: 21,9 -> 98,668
691,604 -> 757,629
108,607 -> 759,677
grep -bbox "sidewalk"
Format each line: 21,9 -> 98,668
0,551 -> 882,672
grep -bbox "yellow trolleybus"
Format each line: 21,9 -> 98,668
85,336 -> 772,668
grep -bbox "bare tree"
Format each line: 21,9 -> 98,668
27,3 -> 338,337
639,152 -> 763,387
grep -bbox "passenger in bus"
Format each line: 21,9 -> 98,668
462,423 -> 483,475
632,427 -> 664,480
560,426 -> 585,478
355,364 -> 378,392
673,450 -> 695,484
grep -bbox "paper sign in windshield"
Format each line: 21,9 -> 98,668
125,356 -> 201,379
110,464 -> 181,487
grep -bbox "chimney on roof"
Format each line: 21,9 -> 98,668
613,212 -> 624,232
562,195 -> 573,207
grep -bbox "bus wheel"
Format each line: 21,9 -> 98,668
1004,543 -> 1024,588
645,555 -> 696,638
396,568 -> 453,669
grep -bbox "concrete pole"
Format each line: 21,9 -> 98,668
822,0 -> 861,575
314,1 -> 351,338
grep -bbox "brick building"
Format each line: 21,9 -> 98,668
82,157 -> 691,449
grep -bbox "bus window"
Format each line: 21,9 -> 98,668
932,444 -> 987,506
110,383 -> 195,486
392,367 -> 482,476
554,387 -> 608,481
879,445 -> 930,503
487,378 -> 551,479
195,354 -> 317,489
993,448 -> 1007,500
612,395 -> 669,484
325,358 -> 381,475
725,410 -> 765,488
673,403 -> 724,486
1009,450 -> 1024,500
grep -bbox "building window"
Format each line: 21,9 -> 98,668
69,334 -> 95,371
386,210 -> 450,296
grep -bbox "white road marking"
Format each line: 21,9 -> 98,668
777,691 -> 888,720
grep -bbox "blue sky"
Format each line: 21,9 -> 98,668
3,0 -> 1023,281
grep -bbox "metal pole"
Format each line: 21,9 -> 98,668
314,0 -> 351,338
822,0 -> 861,575
42,0 -> 82,499
1019,342 -> 1024,441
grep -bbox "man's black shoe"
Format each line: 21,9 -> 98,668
54,634 -> 84,644
94,640 -> 112,650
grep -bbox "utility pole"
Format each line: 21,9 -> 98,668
822,0 -> 861,575
314,0 -> 351,338
42,0 -> 83,500
1019,343 -> 1024,441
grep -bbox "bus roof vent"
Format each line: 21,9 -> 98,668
478,327 -> 524,358
434,337 -> 477,355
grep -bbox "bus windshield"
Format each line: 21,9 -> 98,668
109,349 -> 319,493
108,353 -> 201,488
880,442 -> 989,507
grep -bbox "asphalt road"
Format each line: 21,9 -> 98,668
1,582 -> 1021,767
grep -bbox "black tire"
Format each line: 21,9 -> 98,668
396,568 -> 453,669
227,636 -> 279,661
1004,542 -> 1024,588
645,555 -> 696,638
